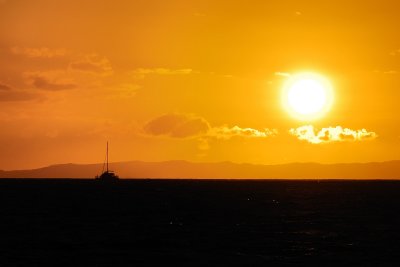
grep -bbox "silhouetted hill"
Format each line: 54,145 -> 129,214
1,160 -> 400,179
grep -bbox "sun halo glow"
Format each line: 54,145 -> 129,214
282,73 -> 334,121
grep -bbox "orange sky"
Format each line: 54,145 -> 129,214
1,0 -> 400,170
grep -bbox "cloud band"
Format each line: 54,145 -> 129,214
290,125 -> 377,144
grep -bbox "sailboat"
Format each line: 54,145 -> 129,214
95,142 -> 119,181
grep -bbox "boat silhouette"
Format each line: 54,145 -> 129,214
95,142 -> 119,182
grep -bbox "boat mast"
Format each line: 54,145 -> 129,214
107,141 -> 109,173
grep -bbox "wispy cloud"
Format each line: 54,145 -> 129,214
11,47 -> 67,58
390,49 -> 400,56
69,54 -> 113,75
207,126 -> 277,140
290,125 -> 377,144
373,69 -> 398,74
132,68 -> 194,79
384,70 -> 398,74
25,72 -> 76,91
274,72 -> 291,77
0,83 -> 41,102
110,84 -> 141,99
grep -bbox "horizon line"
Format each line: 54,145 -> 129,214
2,159 -> 400,172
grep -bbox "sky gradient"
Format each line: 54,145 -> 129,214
1,0 -> 400,170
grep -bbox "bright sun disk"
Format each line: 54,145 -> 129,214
282,73 -> 333,121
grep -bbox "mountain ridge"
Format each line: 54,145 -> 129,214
1,160 -> 400,179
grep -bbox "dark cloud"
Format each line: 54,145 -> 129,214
0,91 -> 39,101
144,113 -> 210,138
70,54 -> 113,75
31,76 -> 76,91
0,84 -> 40,102
0,83 -> 11,91
171,117 -> 211,138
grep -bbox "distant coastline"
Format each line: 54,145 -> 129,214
1,160 -> 400,179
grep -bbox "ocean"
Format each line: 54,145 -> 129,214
0,179 -> 399,266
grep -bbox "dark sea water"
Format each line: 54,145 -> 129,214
0,179 -> 400,266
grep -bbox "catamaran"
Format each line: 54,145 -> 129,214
95,142 -> 119,181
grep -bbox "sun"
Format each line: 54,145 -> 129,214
282,72 -> 334,121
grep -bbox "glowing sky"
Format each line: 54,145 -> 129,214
1,0 -> 400,170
